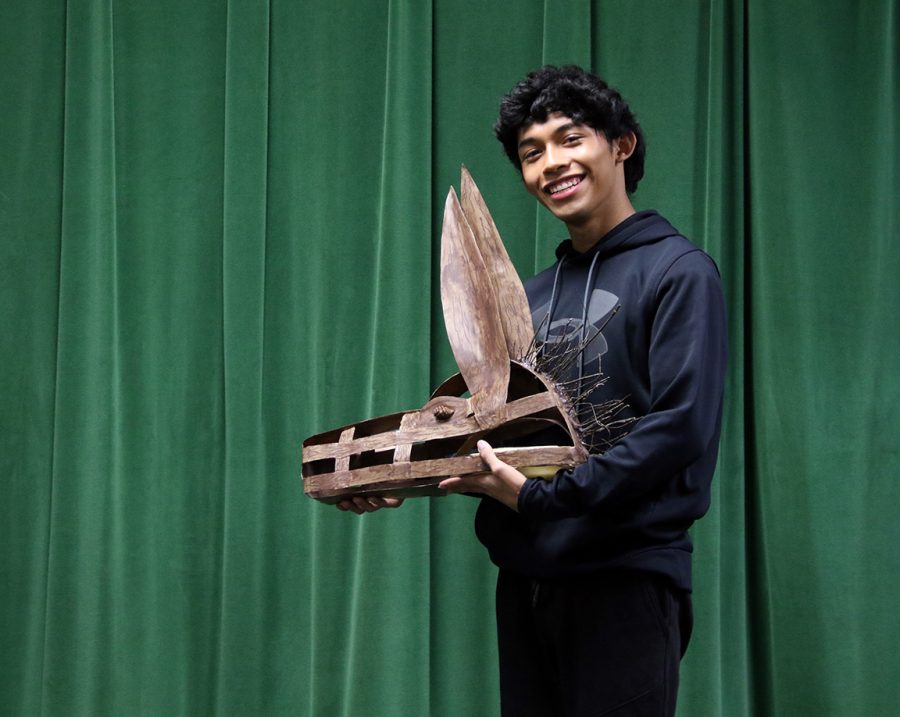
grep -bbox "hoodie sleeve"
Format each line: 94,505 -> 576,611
517,250 -> 728,520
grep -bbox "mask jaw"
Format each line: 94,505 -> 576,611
302,442 -> 584,504
301,361 -> 588,503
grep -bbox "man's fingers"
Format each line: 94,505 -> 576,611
336,499 -> 365,514
439,476 -> 466,493
351,496 -> 373,512
335,495 -> 405,514
440,472 -> 494,495
477,439 -> 508,473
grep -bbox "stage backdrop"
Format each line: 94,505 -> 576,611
2,1 -> 897,715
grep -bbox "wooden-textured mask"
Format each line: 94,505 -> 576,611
302,168 -> 611,503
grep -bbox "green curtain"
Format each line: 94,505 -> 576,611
1,1 -> 897,715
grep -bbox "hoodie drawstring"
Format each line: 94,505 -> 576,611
578,252 -> 601,391
542,255 -> 567,344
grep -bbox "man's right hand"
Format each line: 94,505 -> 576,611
336,496 -> 405,515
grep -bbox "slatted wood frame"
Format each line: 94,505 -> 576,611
301,168 -> 588,503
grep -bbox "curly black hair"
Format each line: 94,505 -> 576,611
494,65 -> 645,194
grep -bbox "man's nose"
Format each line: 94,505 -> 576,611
543,144 -> 566,173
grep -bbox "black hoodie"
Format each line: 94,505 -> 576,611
474,210 -> 728,592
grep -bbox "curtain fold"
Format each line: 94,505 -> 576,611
42,1 -> 121,712
215,0 -> 272,711
2,1 -> 898,715
746,2 -> 900,713
0,1 -> 66,714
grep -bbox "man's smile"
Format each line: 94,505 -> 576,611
544,175 -> 584,199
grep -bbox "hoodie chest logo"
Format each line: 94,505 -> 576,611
532,289 -> 620,374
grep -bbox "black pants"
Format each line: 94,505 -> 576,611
496,570 -> 691,717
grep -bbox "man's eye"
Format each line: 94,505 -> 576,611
522,149 -> 541,163
563,134 -> 583,144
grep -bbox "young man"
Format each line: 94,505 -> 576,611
342,66 -> 728,716
439,65 -> 728,716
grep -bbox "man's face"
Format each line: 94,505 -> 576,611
516,112 -> 625,229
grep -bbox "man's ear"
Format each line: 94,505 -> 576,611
613,131 -> 637,163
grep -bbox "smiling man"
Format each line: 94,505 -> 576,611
338,65 -> 728,716
437,65 -> 729,716
517,113 -> 636,247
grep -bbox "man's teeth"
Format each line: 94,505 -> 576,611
548,177 -> 581,195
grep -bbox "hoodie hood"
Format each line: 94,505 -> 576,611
554,210 -> 681,263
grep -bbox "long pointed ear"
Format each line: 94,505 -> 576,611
460,166 -> 533,360
441,187 -> 509,428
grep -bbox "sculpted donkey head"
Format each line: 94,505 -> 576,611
301,168 -> 595,503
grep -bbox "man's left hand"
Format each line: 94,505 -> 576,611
439,440 -> 527,512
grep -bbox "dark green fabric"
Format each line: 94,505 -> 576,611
1,1 -> 897,715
